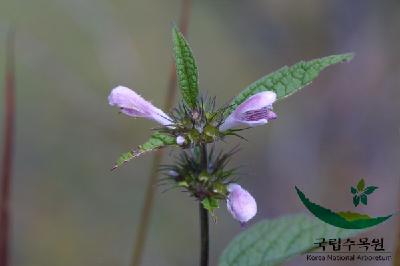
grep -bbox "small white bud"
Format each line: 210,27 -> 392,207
168,170 -> 179,177
176,135 -> 186,145
195,125 -> 204,133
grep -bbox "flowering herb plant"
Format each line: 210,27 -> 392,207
108,26 -> 354,266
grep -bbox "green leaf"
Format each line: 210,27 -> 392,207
350,186 -> 357,194
353,195 -> 360,207
218,214 -> 361,266
364,186 -> 378,195
139,132 -> 176,150
360,194 -> 368,205
201,197 -> 219,212
357,178 -> 365,192
112,151 -> 135,170
172,26 -> 199,108
111,132 -> 176,170
225,53 -> 354,116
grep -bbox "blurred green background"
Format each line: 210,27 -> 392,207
0,0 -> 400,265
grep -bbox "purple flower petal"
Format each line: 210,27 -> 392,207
220,91 -> 277,131
226,183 -> 257,224
108,86 -> 172,126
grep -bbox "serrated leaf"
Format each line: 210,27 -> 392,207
111,132 -> 176,170
218,214 -> 361,266
112,151 -> 135,170
360,194 -> 368,205
225,53 -> 353,116
357,178 -> 365,192
353,195 -> 360,207
172,26 -> 199,108
364,186 -> 378,195
350,187 -> 357,194
139,132 -> 176,151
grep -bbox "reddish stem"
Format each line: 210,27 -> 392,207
0,28 -> 15,266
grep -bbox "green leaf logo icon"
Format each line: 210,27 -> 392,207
364,186 -> 378,195
353,195 -> 360,206
295,186 -> 392,229
351,178 -> 378,207
357,178 -> 365,192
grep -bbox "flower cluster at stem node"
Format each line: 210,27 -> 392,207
108,85 -> 277,224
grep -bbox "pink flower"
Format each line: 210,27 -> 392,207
108,86 -> 172,126
220,91 -> 277,131
226,183 -> 257,225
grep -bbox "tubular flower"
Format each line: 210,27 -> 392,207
220,91 -> 277,131
108,86 -> 172,126
226,183 -> 257,224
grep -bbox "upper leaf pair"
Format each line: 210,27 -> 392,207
108,26 -> 354,169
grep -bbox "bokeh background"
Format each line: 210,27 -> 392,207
0,0 -> 400,265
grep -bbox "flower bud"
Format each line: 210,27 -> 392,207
176,135 -> 186,145
168,170 -> 179,177
226,183 -> 257,224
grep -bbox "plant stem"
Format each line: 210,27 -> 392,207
199,143 -> 209,266
0,28 -> 15,266
199,202 -> 209,266
130,1 -> 192,266
200,143 -> 207,169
